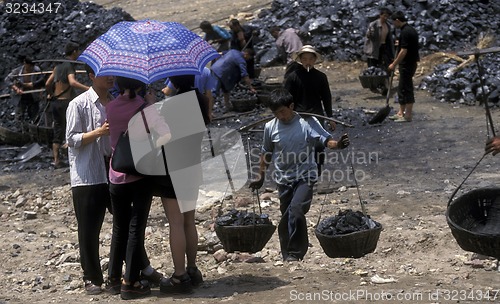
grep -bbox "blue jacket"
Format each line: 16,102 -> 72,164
210,49 -> 248,91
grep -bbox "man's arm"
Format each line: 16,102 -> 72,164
249,152 -> 272,190
389,48 -> 407,71
67,73 -> 90,91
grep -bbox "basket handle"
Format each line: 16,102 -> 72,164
447,153 -> 486,206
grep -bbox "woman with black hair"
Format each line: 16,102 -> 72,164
157,74 -> 206,294
106,76 -> 170,300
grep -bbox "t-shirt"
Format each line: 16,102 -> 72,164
262,113 -> 330,185
399,24 -> 420,65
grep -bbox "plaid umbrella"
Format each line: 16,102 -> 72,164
78,19 -> 220,84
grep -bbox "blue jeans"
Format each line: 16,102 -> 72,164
277,180 -> 313,260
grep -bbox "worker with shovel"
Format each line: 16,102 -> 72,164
388,11 -> 420,123
249,88 -> 349,262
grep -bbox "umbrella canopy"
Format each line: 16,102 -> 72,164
78,20 -> 220,84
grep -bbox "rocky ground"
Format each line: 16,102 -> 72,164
1,1 -> 500,304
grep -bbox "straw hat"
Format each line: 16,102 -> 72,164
292,45 -> 323,63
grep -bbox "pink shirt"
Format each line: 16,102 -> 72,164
106,94 -> 170,184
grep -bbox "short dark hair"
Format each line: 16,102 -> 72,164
269,26 -> 280,34
169,74 -> 195,94
116,76 -> 145,99
379,7 -> 392,16
391,11 -> 407,22
243,48 -> 255,57
228,19 -> 241,28
84,64 -> 95,76
200,21 -> 212,30
268,88 -> 292,112
18,55 -> 34,65
65,42 -> 79,56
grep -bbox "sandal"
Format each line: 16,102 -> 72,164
120,280 -> 151,300
187,266 -> 203,287
141,269 -> 164,287
159,273 -> 193,294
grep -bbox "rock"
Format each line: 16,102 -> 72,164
214,249 -> 228,262
23,211 -> 37,220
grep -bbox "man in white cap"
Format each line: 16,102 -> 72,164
284,45 -> 334,173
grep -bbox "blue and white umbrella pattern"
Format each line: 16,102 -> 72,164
78,20 -> 220,84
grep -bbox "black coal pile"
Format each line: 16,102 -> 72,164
216,209 -> 272,226
316,209 -> 380,235
0,0 -> 134,82
251,0 -> 499,65
420,54 -> 500,105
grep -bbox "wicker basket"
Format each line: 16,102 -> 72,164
446,187 -> 500,259
256,93 -> 271,105
231,97 -> 258,112
359,75 -> 387,89
215,223 -> 276,253
261,82 -> 282,92
315,223 -> 382,258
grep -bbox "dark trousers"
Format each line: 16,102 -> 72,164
108,179 -> 152,283
51,100 -> 69,144
15,95 -> 39,122
398,62 -> 418,104
72,184 -> 110,284
277,180 -> 313,260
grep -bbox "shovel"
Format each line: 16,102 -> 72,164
368,71 -> 394,125
0,143 -> 42,163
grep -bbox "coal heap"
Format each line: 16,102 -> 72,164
252,0 -> 499,64
420,54 -> 500,105
0,0 -> 134,81
216,209 -> 272,226
316,209 -> 380,235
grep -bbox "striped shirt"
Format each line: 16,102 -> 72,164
66,87 -> 111,187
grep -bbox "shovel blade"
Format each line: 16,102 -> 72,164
368,106 -> 391,124
16,143 -> 42,163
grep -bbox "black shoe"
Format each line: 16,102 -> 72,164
284,254 -> 300,262
160,273 -> 193,294
186,266 -> 203,287
104,277 -> 121,295
84,280 -> 102,295
120,280 -> 151,300
141,269 -> 164,287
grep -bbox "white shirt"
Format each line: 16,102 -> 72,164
66,87 -> 111,187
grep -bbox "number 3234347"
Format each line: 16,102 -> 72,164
4,2 -> 62,14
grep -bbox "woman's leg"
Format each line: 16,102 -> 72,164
161,197 -> 187,276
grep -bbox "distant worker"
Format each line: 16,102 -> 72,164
269,26 -> 303,63
46,42 -> 90,168
363,7 -> 395,95
5,55 -> 44,123
199,20 -> 231,52
228,19 -> 258,78
388,11 -> 420,123
210,49 -> 257,112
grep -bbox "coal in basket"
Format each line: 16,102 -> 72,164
446,187 -> 500,259
359,67 -> 387,90
215,209 -> 276,253
315,209 -> 382,258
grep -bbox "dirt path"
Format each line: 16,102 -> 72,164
85,0 -> 272,30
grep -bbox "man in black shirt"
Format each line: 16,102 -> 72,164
284,45 -> 334,173
388,11 -> 420,123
